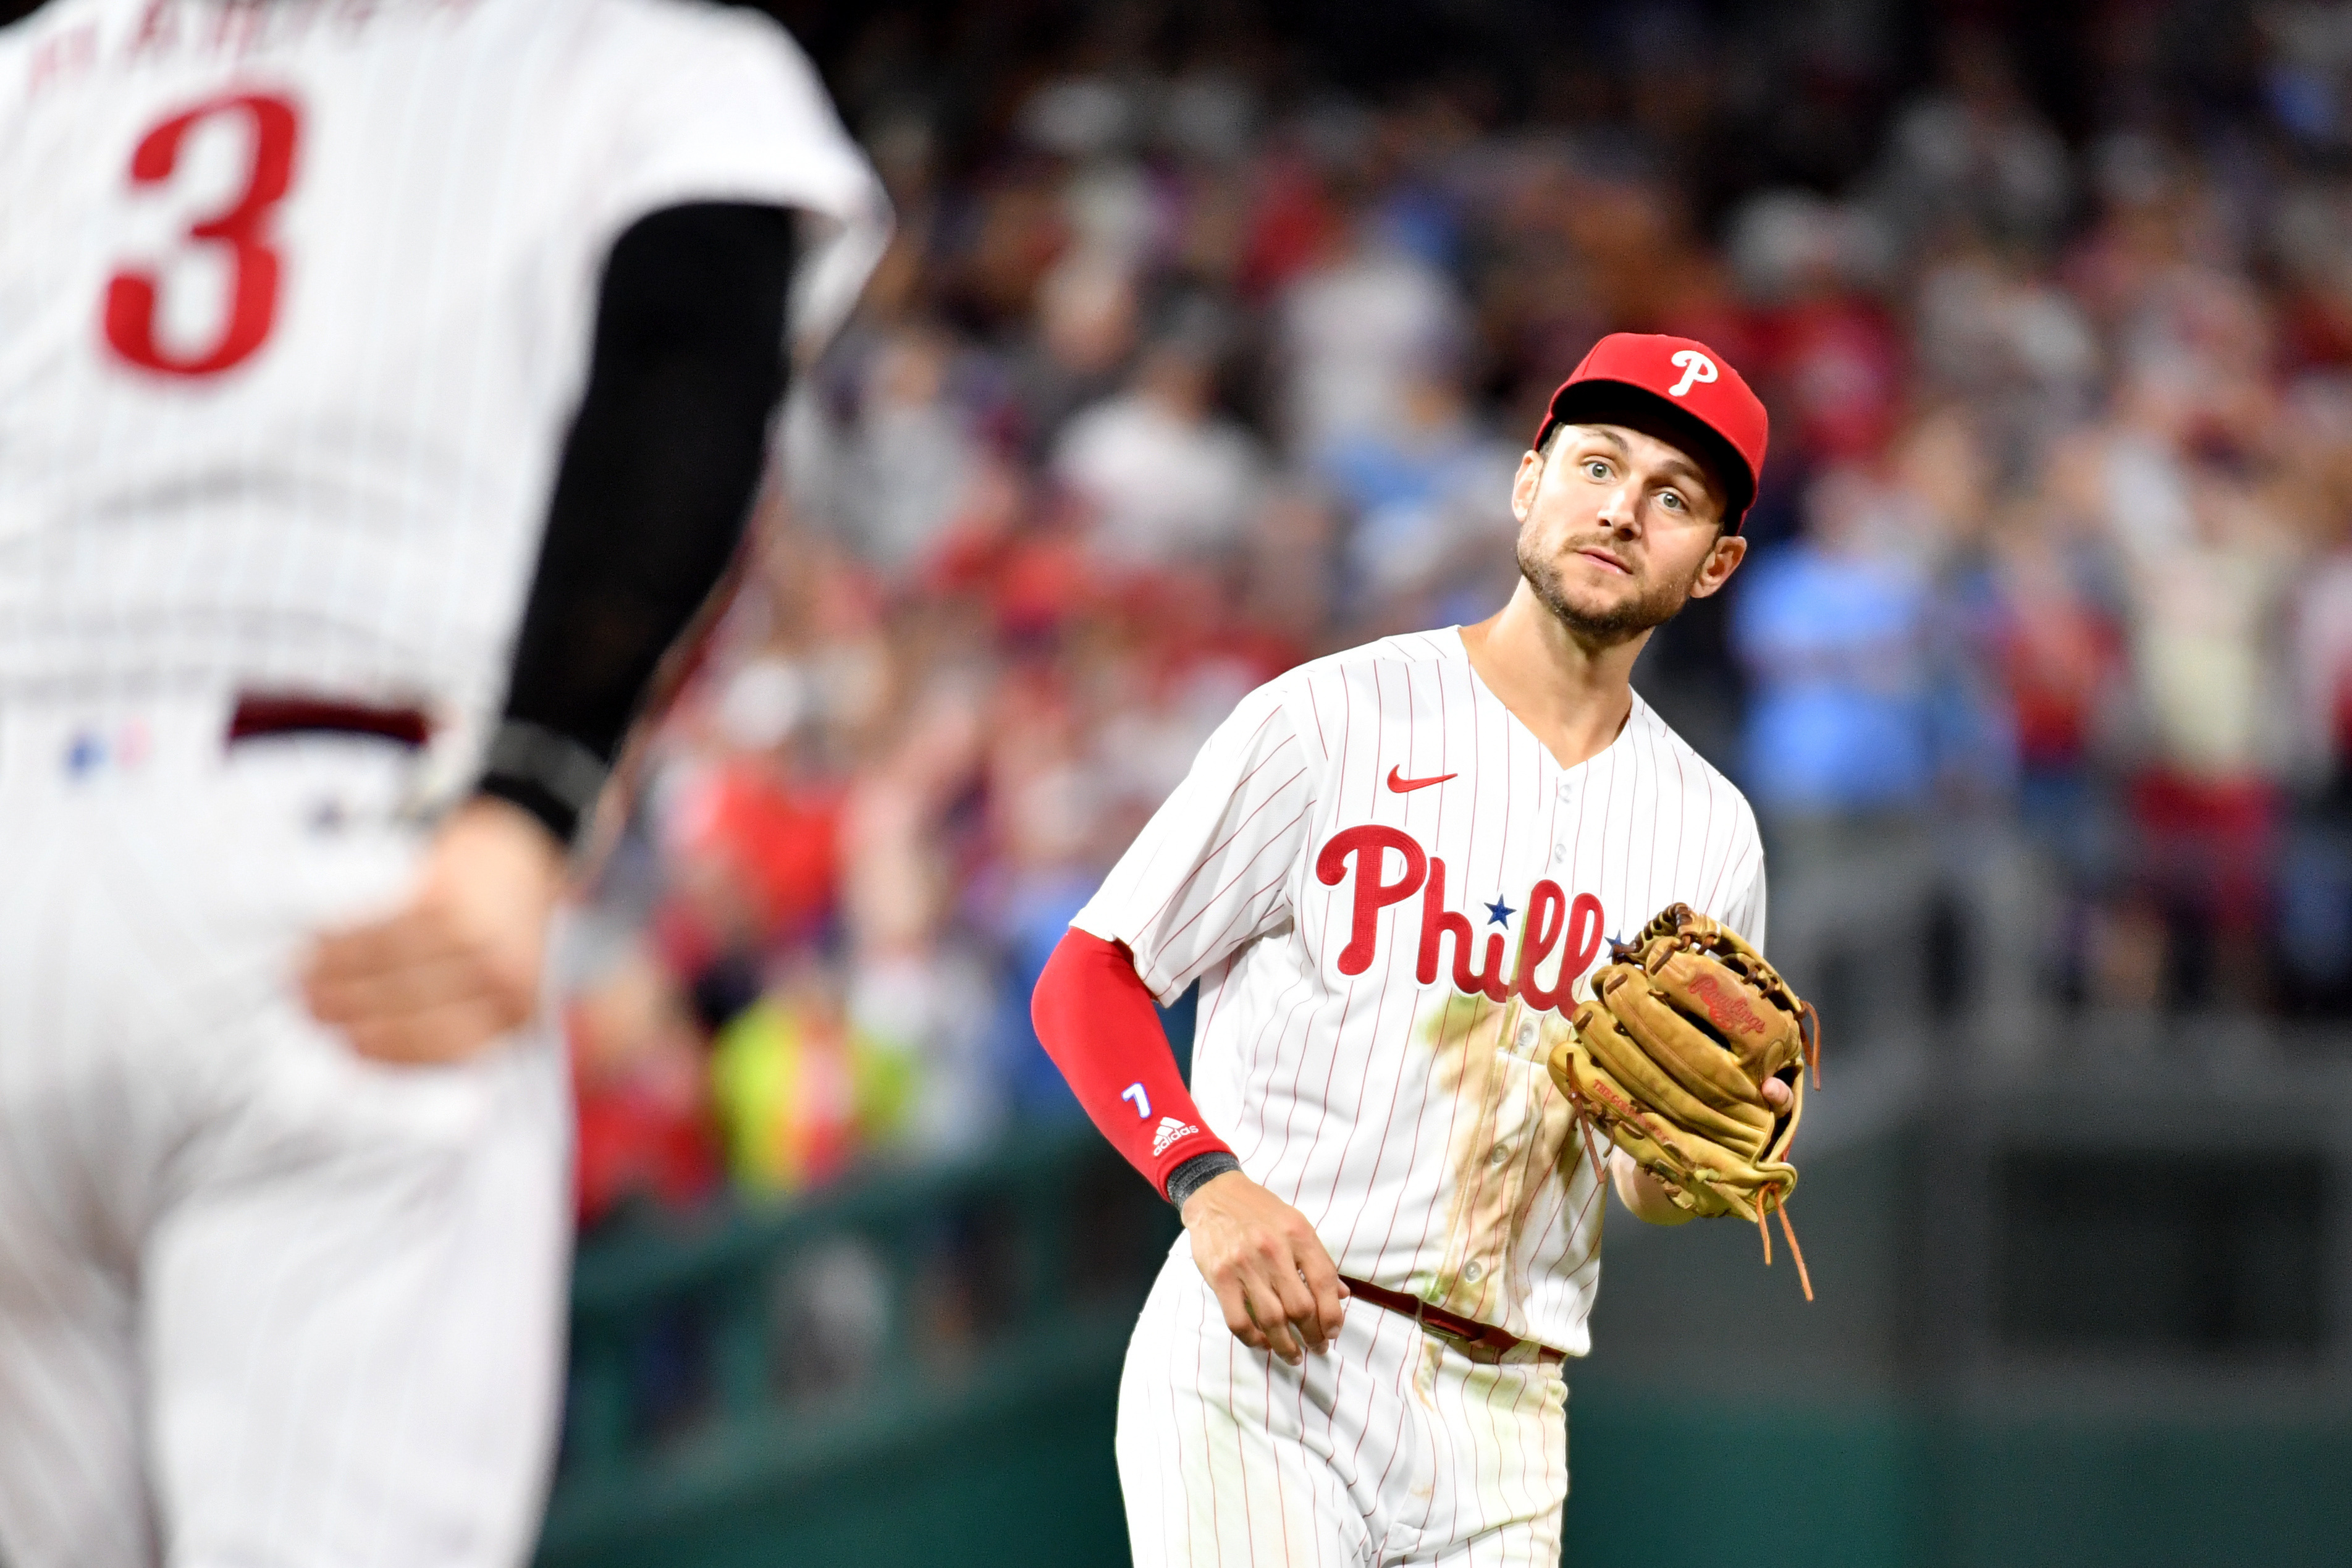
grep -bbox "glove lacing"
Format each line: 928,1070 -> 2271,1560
1758,1192 -> 1812,1301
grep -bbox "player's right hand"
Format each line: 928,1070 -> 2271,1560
300,796 -> 568,1066
1181,1171 -> 1350,1365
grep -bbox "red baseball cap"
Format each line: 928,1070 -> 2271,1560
1534,333 -> 1769,530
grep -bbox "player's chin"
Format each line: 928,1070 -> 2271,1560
1538,573 -> 1686,642
1552,578 -> 1651,626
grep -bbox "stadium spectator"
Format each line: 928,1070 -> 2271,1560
1053,327 -> 1265,570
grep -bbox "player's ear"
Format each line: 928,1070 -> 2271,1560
1511,448 -> 1546,523
1685,532 -> 1747,600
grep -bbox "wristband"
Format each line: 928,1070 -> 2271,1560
1167,1151 -> 1242,1215
476,719 -> 610,846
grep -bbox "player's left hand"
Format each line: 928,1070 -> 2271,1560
301,796 -> 568,1065
1608,1149 -> 1695,1225
1609,1077 -> 1789,1228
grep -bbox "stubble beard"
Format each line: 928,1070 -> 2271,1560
1517,534 -> 1701,644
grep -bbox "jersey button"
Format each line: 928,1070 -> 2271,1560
1490,1144 -> 1512,1165
1463,1261 -> 1486,1283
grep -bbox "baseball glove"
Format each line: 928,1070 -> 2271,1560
1545,903 -> 1822,1297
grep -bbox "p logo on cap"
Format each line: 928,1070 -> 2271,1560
1668,350 -> 1717,397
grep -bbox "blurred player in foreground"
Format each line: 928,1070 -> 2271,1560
1034,333 -> 1782,1562
0,1 -> 882,1562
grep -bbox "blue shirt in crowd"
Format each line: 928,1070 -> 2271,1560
1730,542 -> 1936,814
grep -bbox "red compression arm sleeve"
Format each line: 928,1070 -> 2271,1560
1032,929 -> 1234,1197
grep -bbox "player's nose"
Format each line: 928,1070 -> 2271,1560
1595,483 -> 1641,535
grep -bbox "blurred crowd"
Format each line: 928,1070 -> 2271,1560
565,0 -> 2352,1227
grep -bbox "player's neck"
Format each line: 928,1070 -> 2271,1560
1457,590 -> 1644,770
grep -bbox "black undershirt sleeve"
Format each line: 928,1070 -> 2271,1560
476,201 -> 798,845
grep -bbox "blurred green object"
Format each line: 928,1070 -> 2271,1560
539,1121 -> 1174,1567
1564,1395 -> 2352,1567
1567,1094 -> 2352,1568
541,1076 -> 2351,1567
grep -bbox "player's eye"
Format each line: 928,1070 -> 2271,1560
1659,489 -> 1685,512
1583,460 -> 1611,481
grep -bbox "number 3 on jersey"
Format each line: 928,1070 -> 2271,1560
103,93 -> 301,379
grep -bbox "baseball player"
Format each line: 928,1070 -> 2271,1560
1033,333 -> 1777,1563
0,2 -> 882,1564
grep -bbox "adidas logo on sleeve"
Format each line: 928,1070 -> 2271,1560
1152,1116 -> 1201,1157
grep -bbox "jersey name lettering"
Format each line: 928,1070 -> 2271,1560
1314,823 -> 1606,1012
28,0 -> 471,95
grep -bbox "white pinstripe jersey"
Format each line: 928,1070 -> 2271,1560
1074,628 -> 1768,1355
0,0 -> 885,720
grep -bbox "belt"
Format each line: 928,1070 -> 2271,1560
1339,1276 -> 1562,1364
227,694 -> 432,749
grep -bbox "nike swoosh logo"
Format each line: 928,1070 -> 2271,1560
1386,766 -> 1458,793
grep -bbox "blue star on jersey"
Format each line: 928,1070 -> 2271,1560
1485,897 -> 1515,927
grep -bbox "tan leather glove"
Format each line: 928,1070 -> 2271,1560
1547,903 -> 1823,1296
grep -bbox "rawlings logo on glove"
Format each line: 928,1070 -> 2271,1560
1545,903 -> 1823,1298
1685,971 -> 1766,1036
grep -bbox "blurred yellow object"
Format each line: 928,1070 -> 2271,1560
709,993 -> 918,1194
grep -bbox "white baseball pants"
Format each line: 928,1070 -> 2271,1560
1118,1234 -> 1569,1567
0,693 -> 570,1568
